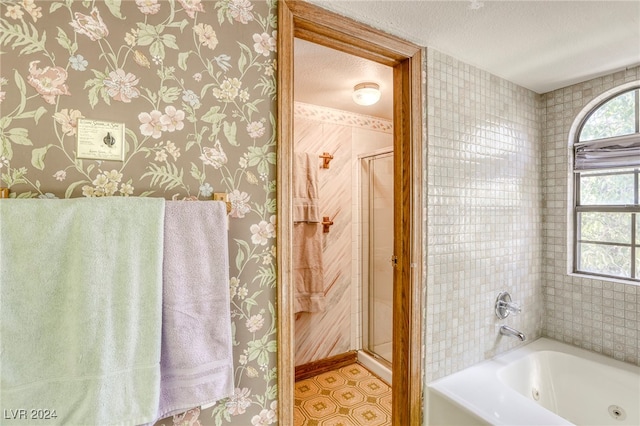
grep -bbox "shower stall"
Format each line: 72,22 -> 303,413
358,149 -> 394,383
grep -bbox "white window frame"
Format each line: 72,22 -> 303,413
572,87 -> 640,283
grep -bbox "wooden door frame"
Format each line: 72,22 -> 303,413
276,1 -> 424,425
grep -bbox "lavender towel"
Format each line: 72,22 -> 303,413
155,201 -> 234,421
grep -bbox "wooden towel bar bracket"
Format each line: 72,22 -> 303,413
319,152 -> 333,169
321,216 -> 334,233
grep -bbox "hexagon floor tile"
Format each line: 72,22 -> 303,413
294,363 -> 391,425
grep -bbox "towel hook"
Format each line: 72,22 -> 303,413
319,152 -> 334,169
321,216 -> 334,233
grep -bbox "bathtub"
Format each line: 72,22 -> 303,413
427,338 -> 640,425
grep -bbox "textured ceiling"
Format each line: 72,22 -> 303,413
295,0 -> 640,117
294,38 -> 394,119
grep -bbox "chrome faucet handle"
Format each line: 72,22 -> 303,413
495,291 -> 521,319
501,300 -> 521,314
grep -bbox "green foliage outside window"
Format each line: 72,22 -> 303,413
579,243 -> 631,278
580,90 -> 637,141
580,171 -> 635,205
575,89 -> 639,282
579,212 -> 630,244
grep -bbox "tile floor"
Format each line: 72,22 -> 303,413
294,363 -> 391,425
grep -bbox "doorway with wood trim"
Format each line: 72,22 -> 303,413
276,1 -> 424,425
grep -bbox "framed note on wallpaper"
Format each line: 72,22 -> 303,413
76,118 -> 125,162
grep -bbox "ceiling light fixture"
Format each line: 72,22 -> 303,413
352,82 -> 381,106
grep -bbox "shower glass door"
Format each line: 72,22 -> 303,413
361,150 -> 393,365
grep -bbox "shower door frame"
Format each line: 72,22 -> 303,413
277,2 -> 424,425
360,148 -> 395,366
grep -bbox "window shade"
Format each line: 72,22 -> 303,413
574,134 -> 640,171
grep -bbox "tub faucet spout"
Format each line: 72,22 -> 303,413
500,325 -> 526,341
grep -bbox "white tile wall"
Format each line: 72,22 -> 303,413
424,50 -> 640,383
425,49 -> 544,381
541,67 -> 640,365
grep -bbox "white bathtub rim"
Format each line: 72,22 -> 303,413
429,363 -> 572,426
427,337 -> 640,426
493,337 -> 640,374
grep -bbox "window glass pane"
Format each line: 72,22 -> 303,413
579,90 -> 636,142
578,242 -> 631,278
637,214 -> 640,245
579,171 -> 635,205
578,212 -> 631,244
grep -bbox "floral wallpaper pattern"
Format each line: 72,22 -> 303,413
0,1 -> 277,425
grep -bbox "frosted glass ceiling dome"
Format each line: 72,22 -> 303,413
352,82 -> 381,106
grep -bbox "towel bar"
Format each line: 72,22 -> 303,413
211,193 -> 232,214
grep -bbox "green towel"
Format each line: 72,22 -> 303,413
0,197 -> 164,426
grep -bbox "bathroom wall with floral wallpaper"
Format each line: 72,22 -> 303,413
0,1 -> 277,425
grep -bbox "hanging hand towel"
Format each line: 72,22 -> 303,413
0,197 -> 164,426
292,151 -> 325,313
154,201 -> 233,422
293,152 -> 320,223
293,222 -> 326,313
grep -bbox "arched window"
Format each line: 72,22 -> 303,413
573,87 -> 640,282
